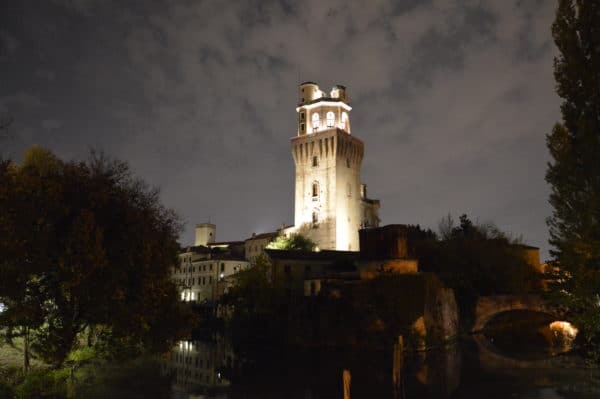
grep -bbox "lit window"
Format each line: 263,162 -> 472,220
312,156 -> 318,167
312,181 -> 319,200
326,111 -> 334,127
312,113 -> 320,131
341,112 -> 348,130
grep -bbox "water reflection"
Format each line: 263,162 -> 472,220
166,334 -> 599,399
167,335 -> 235,398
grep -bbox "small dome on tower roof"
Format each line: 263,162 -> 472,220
300,81 -> 318,86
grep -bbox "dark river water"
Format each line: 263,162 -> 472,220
163,333 -> 600,399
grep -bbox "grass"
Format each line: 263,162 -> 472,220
0,337 -> 46,371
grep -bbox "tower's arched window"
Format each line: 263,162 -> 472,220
326,111 -> 335,127
341,112 -> 349,131
312,113 -> 320,131
312,211 -> 319,225
347,182 -> 352,198
312,156 -> 318,167
312,181 -> 319,200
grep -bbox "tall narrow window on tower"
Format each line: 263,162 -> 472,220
312,181 -> 319,200
312,211 -> 319,226
341,112 -> 349,131
312,156 -> 318,167
326,111 -> 335,127
312,113 -> 320,132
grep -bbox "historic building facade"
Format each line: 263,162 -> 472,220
289,82 -> 380,251
175,224 -> 249,303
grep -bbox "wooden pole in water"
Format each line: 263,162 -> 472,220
393,335 -> 404,399
343,369 -> 351,399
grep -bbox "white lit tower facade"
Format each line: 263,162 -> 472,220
291,82 -> 380,251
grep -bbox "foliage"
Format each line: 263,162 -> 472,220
14,369 -> 69,399
545,0 -> 600,361
414,215 -> 540,324
266,233 -> 316,251
0,147 -> 193,368
223,255 -> 287,346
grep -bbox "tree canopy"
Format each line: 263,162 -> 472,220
266,233 -> 316,251
0,147 -> 191,367
546,0 -> 600,360
412,215 -> 540,325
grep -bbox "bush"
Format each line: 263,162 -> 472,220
14,369 -> 68,399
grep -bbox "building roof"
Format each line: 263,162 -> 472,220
265,248 -> 359,262
208,241 -> 245,247
245,231 -> 279,241
511,244 -> 540,250
361,197 -> 380,205
180,245 -> 211,254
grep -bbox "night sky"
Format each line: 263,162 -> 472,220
1,0 -> 559,259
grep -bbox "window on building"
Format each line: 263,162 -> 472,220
312,181 -> 319,200
209,264 -> 212,271
346,157 -> 351,168
209,276 -> 212,284
312,113 -> 320,131
202,276 -> 206,285
310,281 -> 316,296
221,263 -> 225,272
341,112 -> 349,130
326,111 -> 334,127
312,156 -> 318,167
300,123 -> 305,133
347,182 -> 352,198
300,112 -> 305,120
312,211 -> 319,226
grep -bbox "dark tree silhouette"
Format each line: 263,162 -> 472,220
546,0 -> 600,360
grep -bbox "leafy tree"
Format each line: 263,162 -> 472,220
266,233 -> 316,251
223,255 -> 287,346
0,147 -> 192,367
545,0 -> 600,360
416,215 -> 540,326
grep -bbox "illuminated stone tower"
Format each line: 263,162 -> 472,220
291,82 -> 380,251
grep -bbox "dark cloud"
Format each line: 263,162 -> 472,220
1,0 -> 560,258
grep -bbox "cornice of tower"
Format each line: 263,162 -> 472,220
291,128 -> 364,146
296,99 -> 352,111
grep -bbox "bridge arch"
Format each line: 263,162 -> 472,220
472,295 -> 557,332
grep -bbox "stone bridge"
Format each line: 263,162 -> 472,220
472,294 -> 558,332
